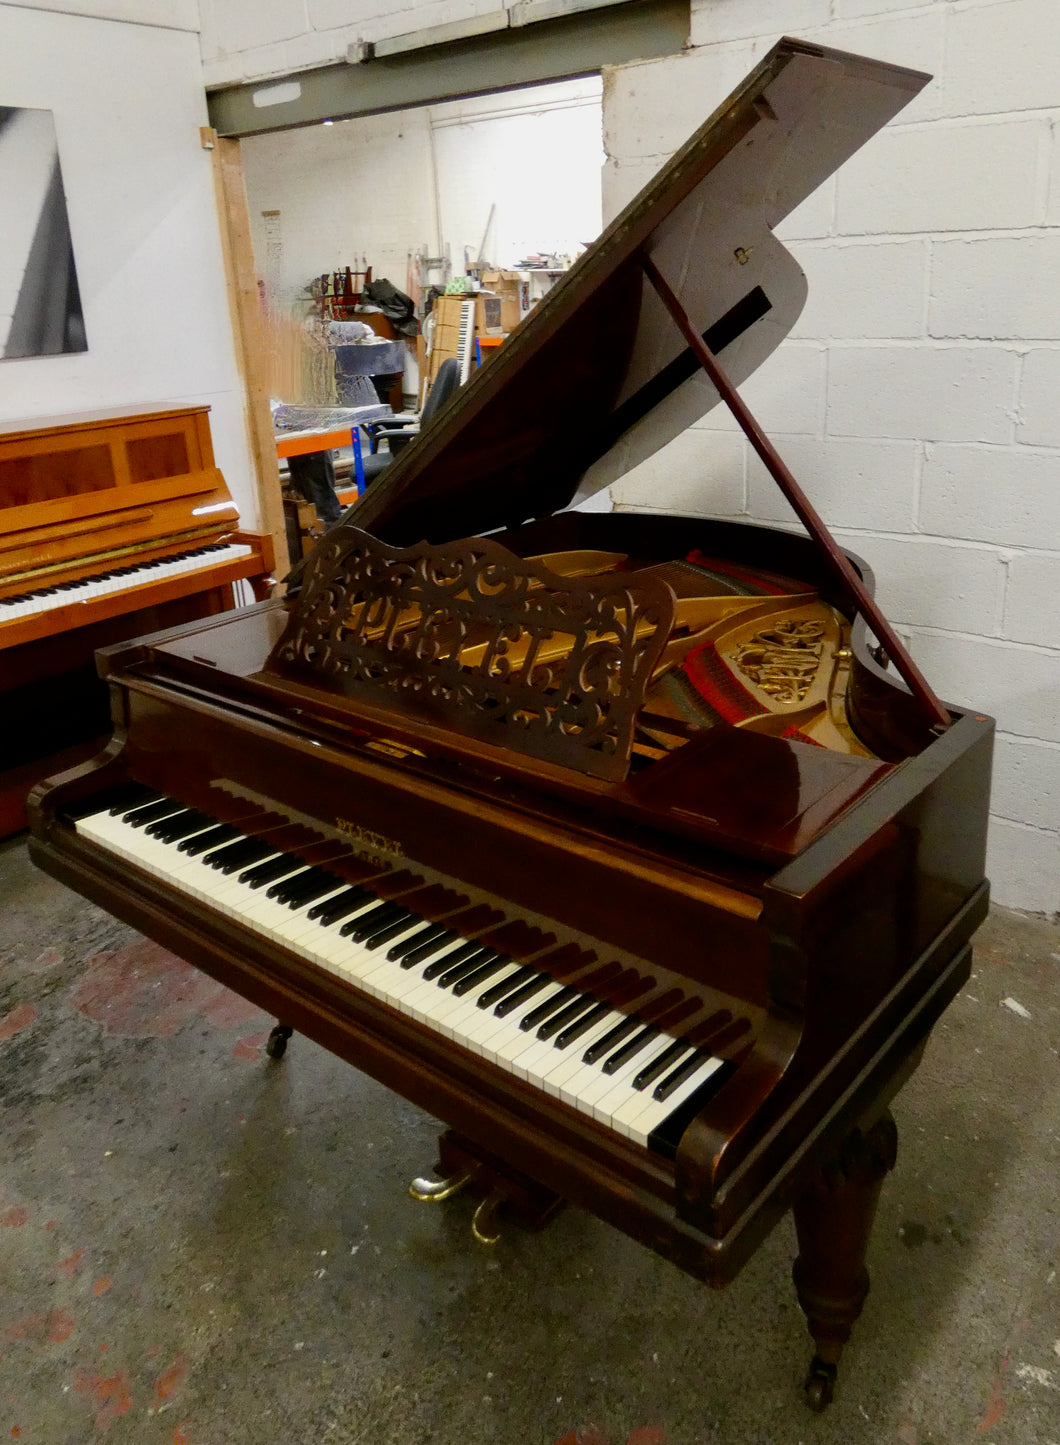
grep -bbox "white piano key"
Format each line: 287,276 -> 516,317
1,544 -> 254,628
618,1057 -> 726,1148
73,799 -> 728,1152
592,1037 -> 688,1130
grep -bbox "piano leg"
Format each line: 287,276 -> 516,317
266,1024 -> 294,1059
791,1111 -> 898,1411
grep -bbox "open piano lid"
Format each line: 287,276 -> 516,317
344,38 -> 929,548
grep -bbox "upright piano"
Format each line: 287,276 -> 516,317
28,40 -> 993,1411
0,404 -> 274,833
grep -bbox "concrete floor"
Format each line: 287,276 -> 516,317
1,833 -> 1058,1445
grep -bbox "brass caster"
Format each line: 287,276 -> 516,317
803,1357 -> 837,1412
471,1188 -> 505,1246
408,1169 -> 472,1203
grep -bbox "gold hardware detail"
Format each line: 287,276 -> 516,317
734,246 -> 753,266
335,818 -> 404,858
408,1170 -> 472,1203
732,619 -> 824,704
471,1189 -> 505,1246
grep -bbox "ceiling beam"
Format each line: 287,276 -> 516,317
206,0 -> 689,138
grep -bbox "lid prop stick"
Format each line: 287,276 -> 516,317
641,251 -> 949,731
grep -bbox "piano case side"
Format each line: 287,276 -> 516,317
672,706 -> 993,1235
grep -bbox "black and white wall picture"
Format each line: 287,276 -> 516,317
0,106 -> 87,360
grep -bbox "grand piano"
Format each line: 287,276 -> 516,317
28,39 -> 993,1410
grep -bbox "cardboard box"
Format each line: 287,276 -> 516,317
480,270 -> 526,332
475,293 -> 503,336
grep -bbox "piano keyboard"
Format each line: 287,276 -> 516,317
72,790 -> 737,1156
0,542 -> 254,622
455,298 -> 475,383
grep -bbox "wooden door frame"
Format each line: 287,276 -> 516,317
203,126 -> 290,581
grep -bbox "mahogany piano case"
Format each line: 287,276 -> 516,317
28,40 -> 992,1412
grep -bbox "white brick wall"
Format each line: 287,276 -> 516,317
604,1 -> 1060,916
195,0 -> 1060,915
199,0 -> 510,84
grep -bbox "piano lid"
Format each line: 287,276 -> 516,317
342,38 -> 928,549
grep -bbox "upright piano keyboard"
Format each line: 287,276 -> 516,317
29,41 -> 992,1413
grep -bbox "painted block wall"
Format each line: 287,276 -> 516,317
194,0 -> 1060,915
239,78 -> 603,313
604,0 -> 1060,916
199,0 -> 518,87
0,3 -> 261,529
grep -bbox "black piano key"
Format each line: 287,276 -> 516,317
104,784 -> 160,816
555,1000 -> 611,1049
653,1048 -> 714,1103
421,939 -> 481,980
269,867 -> 339,904
240,853 -> 302,888
309,885 -> 374,924
646,1062 -> 736,1160
264,866 -> 315,900
340,900 -> 405,941
477,965 -> 537,1010
437,949 -> 498,990
363,910 -> 423,949
451,955 -> 511,997
536,993 -> 598,1042
602,1025 -> 660,1075
122,797 -> 185,827
280,871 -> 346,909
206,837 -> 274,871
632,1038 -> 690,1092
583,1014 -> 640,1064
146,809 -> 215,842
179,823 -> 240,855
399,929 -> 460,969
494,974 -> 549,1018
520,985 -> 578,1033
387,922 -> 448,962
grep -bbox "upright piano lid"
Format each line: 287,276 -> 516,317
345,38 -> 928,548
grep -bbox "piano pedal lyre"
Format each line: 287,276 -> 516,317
265,1025 -> 294,1059
408,1131 -> 563,1248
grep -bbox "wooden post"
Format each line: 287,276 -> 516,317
204,127 -> 290,579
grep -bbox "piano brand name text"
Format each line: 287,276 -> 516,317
335,818 -> 405,858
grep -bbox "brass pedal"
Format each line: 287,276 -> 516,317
408,1169 -> 472,1203
471,1188 -> 505,1246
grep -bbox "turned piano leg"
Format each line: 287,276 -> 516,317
791,1110 -> 898,1411
265,1024 -> 294,1059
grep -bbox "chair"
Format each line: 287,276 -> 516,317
358,358 -> 462,486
